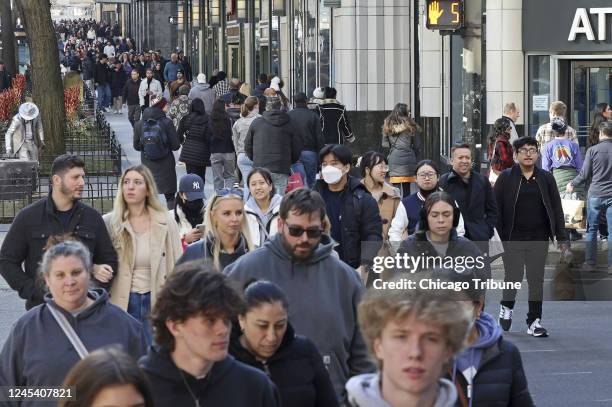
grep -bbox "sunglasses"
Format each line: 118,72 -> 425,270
286,224 -> 324,239
215,187 -> 244,198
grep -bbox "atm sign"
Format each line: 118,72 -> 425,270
426,0 -> 464,31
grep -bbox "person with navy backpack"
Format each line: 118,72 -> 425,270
133,96 -> 181,209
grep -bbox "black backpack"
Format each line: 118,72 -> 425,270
141,118 -> 169,160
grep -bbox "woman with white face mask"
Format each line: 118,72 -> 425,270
313,144 -> 383,277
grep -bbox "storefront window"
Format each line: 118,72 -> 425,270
293,0 -> 304,94
319,2 -> 331,89
305,0 -> 318,95
527,55 -> 550,137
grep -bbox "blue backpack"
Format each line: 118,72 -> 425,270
141,118 -> 170,160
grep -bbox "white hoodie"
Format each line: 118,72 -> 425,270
346,373 -> 457,407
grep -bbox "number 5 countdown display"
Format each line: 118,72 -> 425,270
426,0 -> 464,31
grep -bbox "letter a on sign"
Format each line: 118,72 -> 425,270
569,8 -> 595,41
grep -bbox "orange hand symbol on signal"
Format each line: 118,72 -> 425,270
429,1 -> 444,25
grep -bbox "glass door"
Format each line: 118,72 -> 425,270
571,61 -> 612,141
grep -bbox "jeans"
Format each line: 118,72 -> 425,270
112,96 -> 123,112
127,292 -> 153,346
298,150 -> 318,188
210,153 -> 237,190
236,153 -> 254,190
500,240 -> 549,325
585,196 -> 612,265
271,173 -> 289,195
96,83 -> 111,109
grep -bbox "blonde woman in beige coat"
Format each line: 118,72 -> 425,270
103,164 -> 182,345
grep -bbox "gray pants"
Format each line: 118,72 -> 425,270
210,153 -> 237,190
271,173 -> 289,196
127,105 -> 141,127
16,141 -> 39,162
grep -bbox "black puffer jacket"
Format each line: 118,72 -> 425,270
133,106 -> 181,194
245,110 -> 303,175
288,106 -> 325,153
229,323 -> 339,407
313,176 -> 383,268
449,334 -> 534,407
0,195 -> 118,309
178,99 -> 212,166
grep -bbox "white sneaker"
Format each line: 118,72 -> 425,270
499,305 -> 513,331
527,318 -> 549,337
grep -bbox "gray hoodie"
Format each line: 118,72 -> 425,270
346,373 -> 458,407
224,234 -> 375,401
188,82 -> 217,115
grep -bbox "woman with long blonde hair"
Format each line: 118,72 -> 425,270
177,186 -> 254,271
382,102 -> 422,196
103,165 -> 182,345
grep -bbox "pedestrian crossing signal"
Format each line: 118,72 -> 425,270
426,0 -> 464,31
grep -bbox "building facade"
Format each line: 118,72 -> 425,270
122,0 -> 607,164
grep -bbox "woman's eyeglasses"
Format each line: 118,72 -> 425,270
286,224 -> 324,239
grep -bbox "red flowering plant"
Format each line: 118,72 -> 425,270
0,74 -> 26,122
64,86 -> 81,120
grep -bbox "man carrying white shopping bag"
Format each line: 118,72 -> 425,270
567,120 -> 612,273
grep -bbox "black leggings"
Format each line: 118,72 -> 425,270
164,193 -> 175,210
186,164 -> 207,181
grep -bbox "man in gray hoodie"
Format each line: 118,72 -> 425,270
224,188 -> 374,402
188,73 -> 217,114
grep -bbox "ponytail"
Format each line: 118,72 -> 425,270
241,96 -> 259,117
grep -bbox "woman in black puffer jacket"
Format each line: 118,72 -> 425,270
177,98 -> 211,180
229,281 -> 339,407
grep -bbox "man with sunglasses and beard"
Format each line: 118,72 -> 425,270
225,188 -> 375,404
172,174 -> 206,249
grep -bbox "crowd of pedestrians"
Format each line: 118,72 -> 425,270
4,16 -> 612,407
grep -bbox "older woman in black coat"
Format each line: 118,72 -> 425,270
229,281 -> 339,407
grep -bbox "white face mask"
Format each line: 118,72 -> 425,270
321,165 -> 344,184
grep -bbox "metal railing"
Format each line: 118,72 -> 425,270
0,100 -> 122,223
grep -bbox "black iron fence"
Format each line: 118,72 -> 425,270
0,98 -> 122,223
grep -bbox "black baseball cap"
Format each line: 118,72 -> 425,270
179,174 -> 205,201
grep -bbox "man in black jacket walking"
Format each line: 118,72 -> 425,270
494,137 -> 569,338
439,143 -> 497,251
94,53 -> 111,111
0,155 -> 118,310
245,96 -> 303,194
313,144 -> 382,277
288,92 -> 324,187
123,70 -> 142,127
